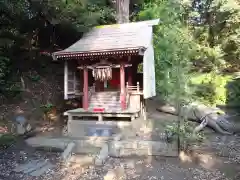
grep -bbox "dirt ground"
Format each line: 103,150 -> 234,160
0,141 -> 239,180
0,98 -> 240,180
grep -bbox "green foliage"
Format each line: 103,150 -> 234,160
0,134 -> 17,150
190,73 -> 232,106
137,0 -> 240,108
226,77 -> 240,106
28,73 -> 41,82
188,0 -> 240,72
166,121 -> 205,150
3,84 -> 23,98
40,103 -> 55,113
137,0 -> 196,152
190,72 -> 240,107
0,0 -> 114,97
138,0 -> 194,104
36,0 -> 115,31
0,56 -> 10,86
192,45 -> 227,72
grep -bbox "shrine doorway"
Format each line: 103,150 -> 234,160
94,68 -> 120,92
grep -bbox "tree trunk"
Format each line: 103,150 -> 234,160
207,13 -> 215,48
157,103 -> 237,134
116,0 -> 129,23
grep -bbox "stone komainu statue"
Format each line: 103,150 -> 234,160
12,107 -> 32,135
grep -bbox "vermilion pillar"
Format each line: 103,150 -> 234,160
83,67 -> 88,110
120,63 -> 126,110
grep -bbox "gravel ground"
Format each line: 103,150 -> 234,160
0,140 -> 239,180
0,100 -> 240,180
75,156 -> 238,180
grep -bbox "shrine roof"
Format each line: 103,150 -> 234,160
52,19 -> 159,60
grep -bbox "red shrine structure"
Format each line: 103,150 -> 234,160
52,19 -> 159,121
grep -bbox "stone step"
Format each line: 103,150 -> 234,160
91,93 -> 120,95
90,97 -> 120,101
90,95 -> 119,97
88,107 -> 122,110
92,91 -> 120,94
90,96 -> 120,99
90,104 -> 121,107
89,102 -> 121,105
89,102 -> 120,105
89,101 -> 121,105
91,92 -> 119,94
89,103 -> 120,106
90,97 -> 121,100
68,154 -> 95,166
14,160 -> 55,177
88,108 -> 122,112
90,97 -> 120,100
25,136 -> 178,157
89,103 -> 121,107
25,137 -> 103,154
91,99 -> 122,101
89,99 -> 120,102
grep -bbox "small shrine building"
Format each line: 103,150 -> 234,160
52,19 -> 159,121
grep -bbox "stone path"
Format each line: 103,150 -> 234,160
0,139 -> 60,180
13,159 -> 55,176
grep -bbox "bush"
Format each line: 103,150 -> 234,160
193,81 -> 216,105
191,73 -> 232,106
40,103 -> 55,114
166,121 -> 205,151
226,78 -> 240,106
0,134 -> 17,150
0,56 -> 10,87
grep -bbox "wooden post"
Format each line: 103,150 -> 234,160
83,67 -> 88,110
120,63 -> 126,110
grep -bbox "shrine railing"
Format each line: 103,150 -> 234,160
125,82 -> 142,109
126,82 -> 142,94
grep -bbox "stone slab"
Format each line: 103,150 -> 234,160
64,108 -> 139,115
61,142 -> 76,163
26,137 -> 103,154
23,160 -> 48,174
69,155 -> 95,166
95,143 -> 109,166
14,160 -> 39,172
114,134 -> 122,141
25,137 -> 67,150
14,160 -> 54,177
67,120 -> 120,137
104,170 -> 116,180
26,136 -> 178,157
30,162 -> 54,176
109,140 -> 178,157
104,167 -> 125,180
